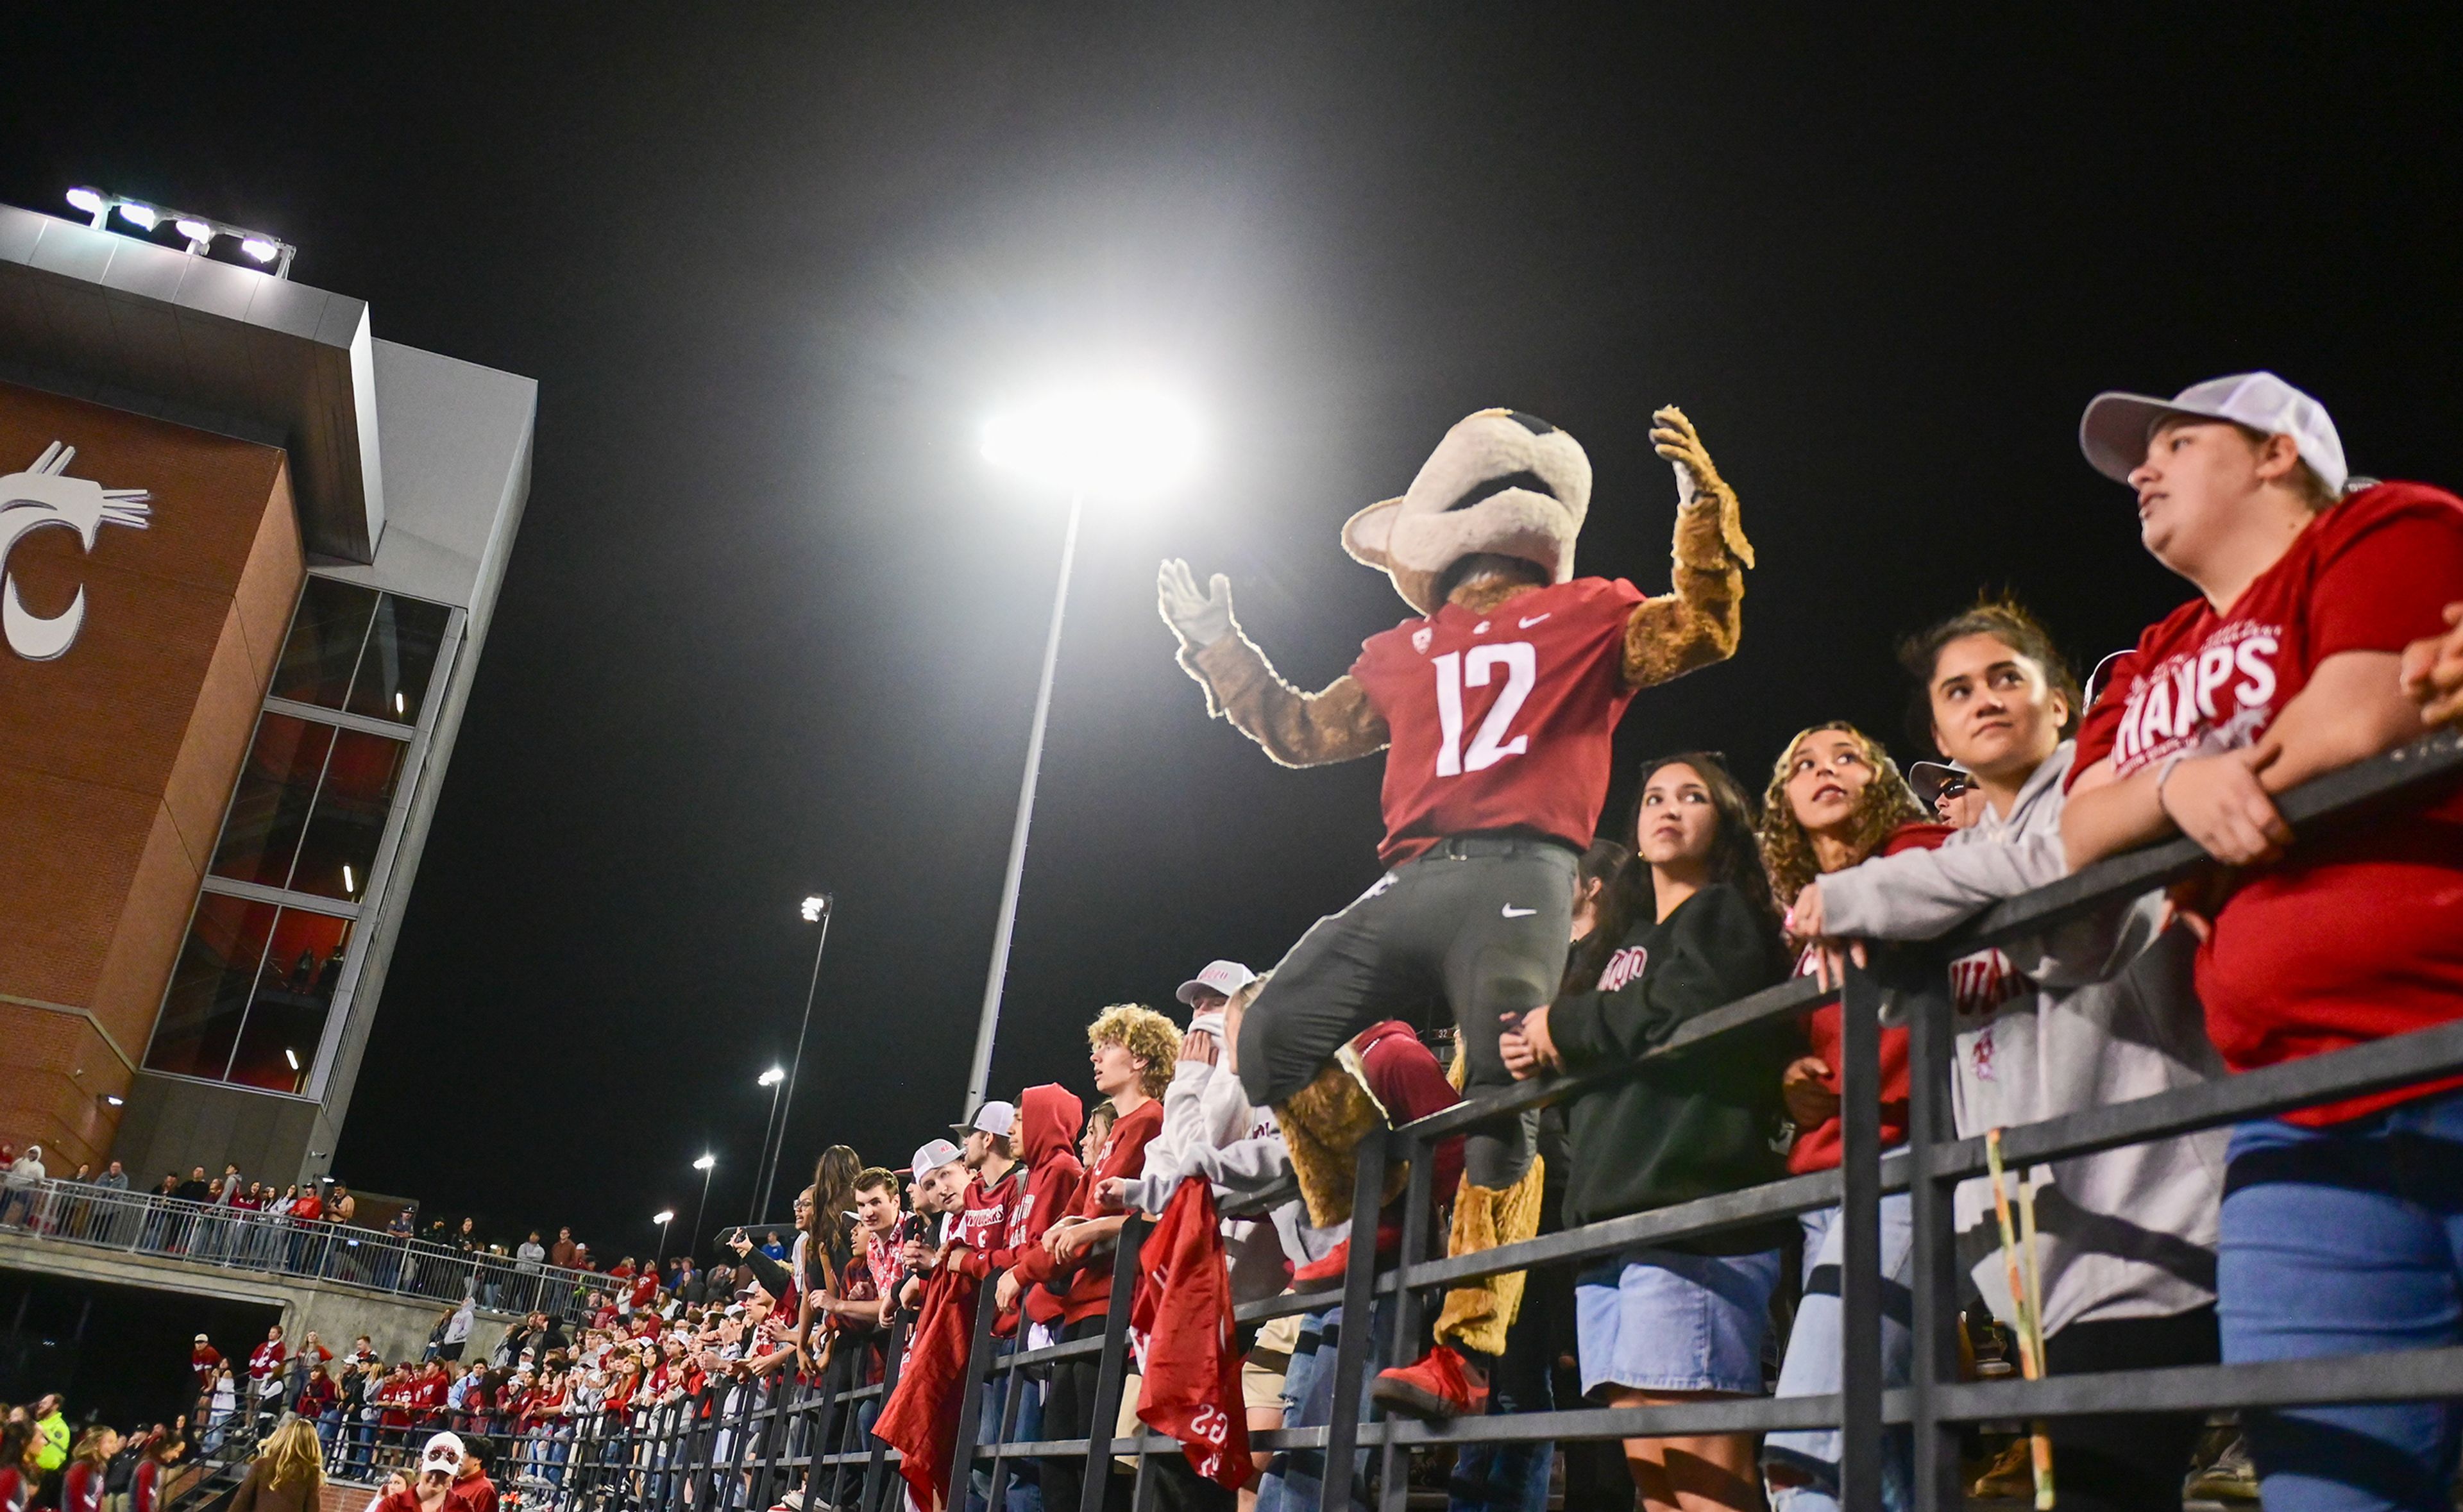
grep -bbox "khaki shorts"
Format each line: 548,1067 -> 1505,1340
1240,1311 -> 1302,1415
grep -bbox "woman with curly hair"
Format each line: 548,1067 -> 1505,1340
1754,721 -> 1942,1512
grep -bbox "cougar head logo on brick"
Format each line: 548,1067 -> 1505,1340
0,441 -> 152,660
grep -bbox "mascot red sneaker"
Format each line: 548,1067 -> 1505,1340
1157,405 -> 1754,1414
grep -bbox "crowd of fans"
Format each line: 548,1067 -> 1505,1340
0,1393 -> 187,1512
17,374 -> 2463,1512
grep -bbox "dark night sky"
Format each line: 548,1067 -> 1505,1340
6,8 -> 2460,1259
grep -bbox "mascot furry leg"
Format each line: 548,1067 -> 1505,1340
1162,405 -> 1753,1417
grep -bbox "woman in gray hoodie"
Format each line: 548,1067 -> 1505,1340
1790,599 -> 2227,1510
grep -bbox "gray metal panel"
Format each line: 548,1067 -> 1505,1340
0,202 -> 384,562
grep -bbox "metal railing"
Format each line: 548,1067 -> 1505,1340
0,1180 -> 605,1323
153,728 -> 2463,1512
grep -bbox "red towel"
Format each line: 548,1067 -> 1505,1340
874,1270 -> 980,1509
1131,1182 -> 1251,1490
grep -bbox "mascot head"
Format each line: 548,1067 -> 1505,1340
1340,408 -> 1591,616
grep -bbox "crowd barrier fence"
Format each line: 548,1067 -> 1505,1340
161,727 -> 2463,1512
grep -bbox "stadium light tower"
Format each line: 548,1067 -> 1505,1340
756,895 -> 834,1221
652,1209 -> 676,1266
970,380 -> 1201,1108
749,1063 -> 788,1223
690,1154 -> 716,1260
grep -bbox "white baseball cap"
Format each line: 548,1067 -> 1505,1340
910,1138 -> 962,1179
2079,371 -> 2346,495
419,1431 -> 465,1475
950,1100 -> 1017,1139
1174,959 -> 1256,1007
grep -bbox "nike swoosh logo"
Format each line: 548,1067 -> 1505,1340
1502,905 -> 1537,918
1518,613 -> 1550,628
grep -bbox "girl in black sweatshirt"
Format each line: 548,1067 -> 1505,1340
1502,752 -> 1792,1512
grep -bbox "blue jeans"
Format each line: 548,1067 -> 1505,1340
1254,1303 -> 1390,1512
1763,1194 -> 1914,1512
1445,1355 -> 1552,1512
2221,1089 -> 2463,1512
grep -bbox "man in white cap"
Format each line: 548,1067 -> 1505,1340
896,1139 -> 967,1309
945,1103 -> 1023,1277
377,1431 -> 467,1512
2063,371 -> 2463,1509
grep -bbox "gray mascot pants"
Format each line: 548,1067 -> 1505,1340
1235,833 -> 1576,1189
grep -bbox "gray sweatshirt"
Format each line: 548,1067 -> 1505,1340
1120,1058 -> 1339,1304
1818,743 -> 2226,1335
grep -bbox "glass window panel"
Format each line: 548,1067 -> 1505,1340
269,578 -> 378,709
208,715 -> 335,887
344,594 -> 452,725
146,894 -> 279,1080
227,909 -> 353,1093
288,730 -> 408,901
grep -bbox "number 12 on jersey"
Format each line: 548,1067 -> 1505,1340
1433,643 -> 1537,776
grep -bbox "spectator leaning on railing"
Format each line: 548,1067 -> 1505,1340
1501,752 -> 1795,1512
2061,373 -> 2463,1511
1790,599 -> 2231,1506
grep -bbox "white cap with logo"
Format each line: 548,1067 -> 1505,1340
910,1138 -> 962,1179
2079,371 -> 2347,495
419,1431 -> 466,1476
1174,959 -> 1256,1007
951,1100 -> 1017,1139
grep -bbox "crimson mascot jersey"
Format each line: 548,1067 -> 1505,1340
1350,575 -> 1648,864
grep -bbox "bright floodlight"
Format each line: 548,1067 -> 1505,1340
116,202 -> 158,230
758,1066 -> 786,1087
693,1153 -> 717,1171
239,237 -> 278,263
174,218 -> 214,245
65,187 -> 106,217
981,381 -> 1201,499
652,1209 -> 675,1225
800,895 -> 828,923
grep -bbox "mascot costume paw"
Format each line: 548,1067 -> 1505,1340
1158,406 -> 1752,1413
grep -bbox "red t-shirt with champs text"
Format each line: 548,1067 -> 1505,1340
1350,576 -> 1648,865
2070,482 -> 2463,1125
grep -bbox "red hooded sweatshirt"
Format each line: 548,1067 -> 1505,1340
949,1084 -> 1084,1336
1011,1088 -> 1162,1325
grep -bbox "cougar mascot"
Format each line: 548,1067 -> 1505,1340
1157,405 -> 1754,1415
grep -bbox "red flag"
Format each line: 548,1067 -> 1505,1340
874,1271 -> 980,1509
1131,1182 -> 1251,1490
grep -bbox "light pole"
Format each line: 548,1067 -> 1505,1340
749,1065 -> 786,1224
969,382 -> 1201,1108
690,1155 -> 716,1261
759,895 -> 833,1221
652,1209 -> 675,1268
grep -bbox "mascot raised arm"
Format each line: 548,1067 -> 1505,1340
1157,405 -> 1754,1416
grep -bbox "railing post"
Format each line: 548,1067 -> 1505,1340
1317,1127 -> 1391,1512
861,1310 -> 912,1512
947,1275 -> 1004,1506
1079,1218 -> 1149,1512
1837,964 -> 1884,1510
1901,957 -> 1963,1512
1377,1130 -> 1434,1512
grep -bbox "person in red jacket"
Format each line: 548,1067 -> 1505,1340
1752,721 -> 1943,1511
59,1429 -> 117,1512
979,1086 -> 1087,1334
129,1436 -> 176,1512
190,1335 -> 221,1396
1011,1005 -> 1177,1512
